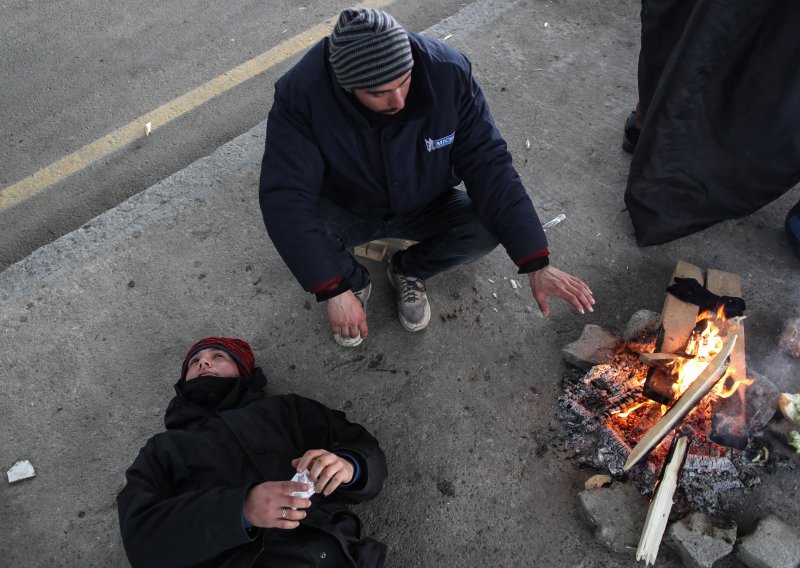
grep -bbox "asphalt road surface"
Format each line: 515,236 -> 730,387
0,0 -> 469,271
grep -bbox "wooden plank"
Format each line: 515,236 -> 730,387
705,269 -> 746,379
636,435 -> 690,565
659,260 -> 705,354
644,261 -> 705,404
353,239 -> 415,262
353,241 -> 389,262
706,268 -> 748,448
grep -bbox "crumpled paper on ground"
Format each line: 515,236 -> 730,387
290,469 -> 315,498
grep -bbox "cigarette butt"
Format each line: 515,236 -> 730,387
525,139 -> 530,150
145,122 -> 152,136
511,279 -> 519,289
442,34 -> 453,41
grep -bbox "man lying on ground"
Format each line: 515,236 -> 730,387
117,336 -> 388,568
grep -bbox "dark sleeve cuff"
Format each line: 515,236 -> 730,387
513,247 -> 550,273
312,277 -> 352,302
336,451 -> 365,491
517,255 -> 550,273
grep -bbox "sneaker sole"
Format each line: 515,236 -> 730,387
331,282 -> 371,347
334,333 -> 364,347
399,303 -> 431,332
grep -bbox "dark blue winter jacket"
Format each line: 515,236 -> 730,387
259,32 -> 548,294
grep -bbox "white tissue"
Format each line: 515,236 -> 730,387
290,469 -> 315,498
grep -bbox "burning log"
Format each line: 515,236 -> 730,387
624,328 -> 740,471
643,366 -> 678,405
636,434 -> 690,565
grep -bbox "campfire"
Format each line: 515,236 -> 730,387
620,308 -> 750,470
558,261 -> 787,564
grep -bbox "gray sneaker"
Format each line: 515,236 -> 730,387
333,282 -> 371,347
387,259 -> 431,332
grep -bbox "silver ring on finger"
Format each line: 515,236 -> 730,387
280,507 -> 287,519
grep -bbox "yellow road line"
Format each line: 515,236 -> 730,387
0,0 -> 392,209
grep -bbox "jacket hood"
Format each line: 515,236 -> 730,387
164,367 -> 268,429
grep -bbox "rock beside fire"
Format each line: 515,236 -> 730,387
778,318 -> 800,358
736,515 -> 800,568
623,309 -> 660,353
562,325 -> 623,370
745,372 -> 781,433
576,481 -> 647,554
665,512 -> 736,568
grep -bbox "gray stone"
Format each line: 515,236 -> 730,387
745,372 -> 781,433
576,482 -> 648,554
736,515 -> 800,568
623,309 -> 661,353
778,318 -> 800,358
665,512 -> 736,568
562,324 -> 623,370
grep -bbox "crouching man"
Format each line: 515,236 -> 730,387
117,337 -> 388,568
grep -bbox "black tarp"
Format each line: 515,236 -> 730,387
625,0 -> 800,246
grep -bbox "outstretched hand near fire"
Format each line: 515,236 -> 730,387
528,266 -> 594,317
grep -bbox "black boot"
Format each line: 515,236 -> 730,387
622,110 -> 640,154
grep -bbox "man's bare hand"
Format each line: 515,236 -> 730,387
243,481 -> 311,529
327,291 -> 368,340
528,266 -> 594,317
292,450 -> 355,497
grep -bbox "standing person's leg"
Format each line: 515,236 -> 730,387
384,188 -> 499,331
624,0 -> 697,152
638,0 -> 697,119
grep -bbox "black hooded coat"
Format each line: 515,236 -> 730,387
625,0 -> 800,246
117,369 -> 387,568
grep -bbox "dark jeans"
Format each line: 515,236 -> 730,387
318,189 -> 499,291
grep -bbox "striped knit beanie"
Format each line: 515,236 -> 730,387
329,8 -> 413,90
180,337 -> 255,380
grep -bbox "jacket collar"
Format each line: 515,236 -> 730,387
163,367 -> 268,429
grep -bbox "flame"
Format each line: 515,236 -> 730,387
715,374 -> 754,398
611,308 -> 749,422
612,400 -> 650,418
670,309 -> 734,398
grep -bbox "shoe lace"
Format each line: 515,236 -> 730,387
398,275 -> 425,303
